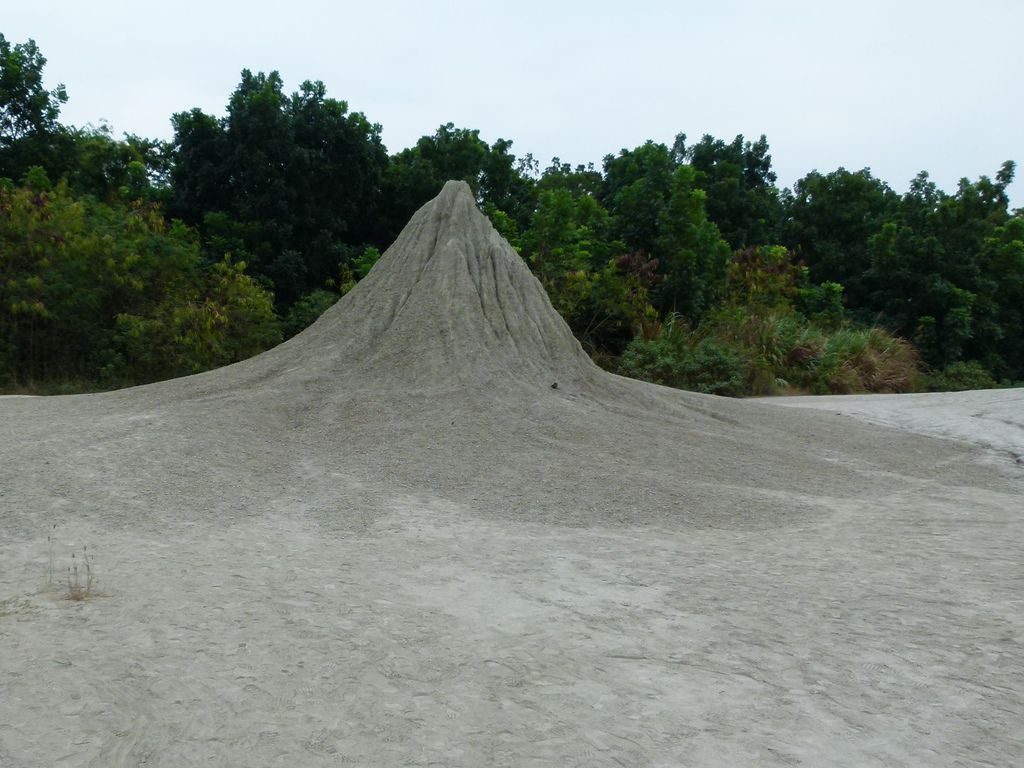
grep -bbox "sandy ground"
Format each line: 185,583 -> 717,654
1,183 -> 1021,767
756,389 -> 1024,466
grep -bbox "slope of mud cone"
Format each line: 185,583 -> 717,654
294,179 -> 601,390
140,179 -> 600,400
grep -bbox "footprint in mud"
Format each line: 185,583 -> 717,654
298,684 -> 332,705
484,657 -> 525,688
858,662 -> 892,679
543,721 -> 576,740
304,728 -> 337,754
316,660 -> 339,679
570,740 -> 601,762
271,695 -> 296,711
835,661 -> 895,686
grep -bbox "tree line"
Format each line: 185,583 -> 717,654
2,33 -> 1021,394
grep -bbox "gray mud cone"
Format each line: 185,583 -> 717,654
274,179 -> 601,392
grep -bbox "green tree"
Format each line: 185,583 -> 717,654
681,133 -> 782,249
599,142 -> 732,321
520,183 -> 651,355
379,123 -> 536,241
282,289 -> 341,339
285,79 -> 388,291
114,257 -> 281,381
480,137 -> 537,229
169,70 -> 388,307
867,164 -> 1020,375
0,174 -> 196,383
783,167 -> 899,307
58,124 -> 169,203
601,140 -> 678,256
976,216 -> 1024,378
0,174 -> 280,389
168,107 -> 230,222
653,166 -> 732,319
537,158 -> 603,198
0,34 -> 68,182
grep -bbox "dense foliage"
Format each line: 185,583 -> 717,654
0,171 -> 279,389
2,34 -> 1022,394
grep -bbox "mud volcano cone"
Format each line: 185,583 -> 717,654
3,178 -> 999,533
286,180 -> 600,392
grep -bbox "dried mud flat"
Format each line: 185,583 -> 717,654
1,182 -> 1022,767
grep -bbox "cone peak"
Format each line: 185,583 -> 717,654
436,179 -> 475,203
418,179 -> 483,234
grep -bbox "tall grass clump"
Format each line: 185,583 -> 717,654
816,326 -> 920,394
47,524 -> 96,601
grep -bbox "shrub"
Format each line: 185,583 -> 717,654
816,327 -> 921,394
620,309 -> 921,396
924,360 -> 999,392
618,315 -> 746,396
282,289 -> 340,339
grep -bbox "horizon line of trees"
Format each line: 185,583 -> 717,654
2,33 -> 1022,394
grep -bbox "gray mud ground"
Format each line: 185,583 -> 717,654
2,183 -> 1021,766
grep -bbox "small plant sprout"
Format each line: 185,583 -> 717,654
65,545 -> 94,601
47,523 -> 57,588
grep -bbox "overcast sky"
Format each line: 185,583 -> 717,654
5,1 -> 1022,206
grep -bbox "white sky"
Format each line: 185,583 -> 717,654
4,0 -> 1022,206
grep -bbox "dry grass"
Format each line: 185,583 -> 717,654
64,546 -> 94,601
48,524 -> 96,601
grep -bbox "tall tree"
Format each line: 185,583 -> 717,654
867,164 -> 1020,373
681,133 -> 782,249
654,166 -> 732,319
601,142 -> 730,319
0,171 -> 280,387
169,70 -> 388,306
379,123 -> 535,242
479,137 -> 537,229
601,140 -> 678,256
975,215 -> 1024,378
537,158 -> 603,198
783,167 -> 899,307
0,34 -> 68,181
168,108 -> 230,221
519,180 -> 652,355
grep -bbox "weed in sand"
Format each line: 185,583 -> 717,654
47,523 -> 58,588
64,546 -> 94,601
48,527 -> 96,601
